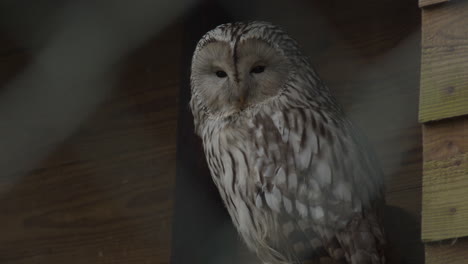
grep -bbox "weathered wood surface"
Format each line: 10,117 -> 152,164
425,237 -> 468,264
419,0 -> 468,122
422,117 -> 468,242
0,22 -> 182,264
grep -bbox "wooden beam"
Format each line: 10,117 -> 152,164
422,116 -> 468,241
419,0 -> 468,122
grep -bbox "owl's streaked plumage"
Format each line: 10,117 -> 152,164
190,21 -> 386,264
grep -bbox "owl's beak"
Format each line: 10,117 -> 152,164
232,84 -> 248,110
238,96 -> 245,107
236,94 -> 248,110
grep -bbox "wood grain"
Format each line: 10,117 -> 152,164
419,0 -> 468,122
419,0 -> 449,8
422,116 -> 468,242
426,237 -> 468,264
0,22 -> 182,264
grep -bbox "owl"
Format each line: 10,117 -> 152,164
189,21 -> 386,264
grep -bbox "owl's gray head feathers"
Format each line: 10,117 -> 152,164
190,21 -> 330,131
193,21 -> 302,62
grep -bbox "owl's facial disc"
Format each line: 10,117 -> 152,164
192,39 -> 290,116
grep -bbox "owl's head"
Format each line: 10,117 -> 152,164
190,21 -> 304,118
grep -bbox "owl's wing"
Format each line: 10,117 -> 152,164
251,106 -> 385,262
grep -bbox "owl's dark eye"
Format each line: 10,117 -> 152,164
250,65 -> 265,74
215,70 -> 227,78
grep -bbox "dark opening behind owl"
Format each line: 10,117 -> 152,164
189,21 -> 386,264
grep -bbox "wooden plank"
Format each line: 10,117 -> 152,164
419,0 -> 468,122
426,237 -> 468,264
0,22 -> 182,264
419,0 -> 449,8
422,116 -> 468,241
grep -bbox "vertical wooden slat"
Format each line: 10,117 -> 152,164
419,0 -> 468,122
422,117 -> 468,242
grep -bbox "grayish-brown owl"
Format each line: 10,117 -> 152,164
190,21 -> 386,264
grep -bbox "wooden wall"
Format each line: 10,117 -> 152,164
0,0 -> 427,263
419,0 -> 468,263
0,20 -> 182,264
